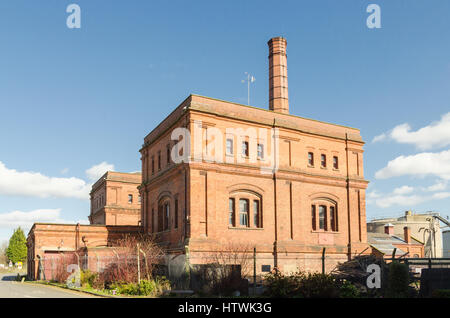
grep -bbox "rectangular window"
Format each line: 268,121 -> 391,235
167,146 -> 171,165
174,199 -> 178,229
257,144 -> 264,159
158,205 -> 163,232
333,156 -> 338,169
330,206 -> 336,231
253,200 -> 261,228
163,203 -> 169,231
151,156 -> 155,174
242,141 -> 249,157
319,205 -> 327,230
308,152 -> 314,166
321,154 -> 326,168
311,205 -> 316,230
229,198 -> 235,226
158,151 -> 161,170
138,195 -> 141,203
239,199 -> 249,226
226,138 -> 234,155
128,194 -> 133,204
152,208 -> 155,233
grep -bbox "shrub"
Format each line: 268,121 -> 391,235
264,270 -> 359,298
80,270 -> 102,289
386,262 -> 409,298
263,271 -> 304,297
298,273 -> 339,298
338,280 -> 360,298
112,277 -> 171,296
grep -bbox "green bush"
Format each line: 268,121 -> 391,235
386,262 -> 409,298
432,289 -> 450,298
338,280 -> 360,298
264,271 -> 359,298
298,273 -> 339,298
80,270 -> 101,289
263,271 -> 304,297
111,277 -> 171,296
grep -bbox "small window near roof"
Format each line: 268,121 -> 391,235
257,144 -> 264,159
226,138 -> 233,155
128,194 -> 133,204
333,156 -> 338,169
308,152 -> 314,166
242,141 -> 249,157
321,154 -> 326,168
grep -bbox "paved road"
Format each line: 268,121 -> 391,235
0,273 -> 97,298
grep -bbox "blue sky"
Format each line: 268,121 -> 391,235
1,0 -> 450,243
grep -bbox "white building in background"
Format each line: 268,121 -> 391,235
367,211 -> 450,258
444,230 -> 450,258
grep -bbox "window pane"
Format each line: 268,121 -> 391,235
174,199 -> 178,229
257,144 -> 264,159
226,139 -> 233,154
330,206 -> 335,231
164,203 -> 169,230
253,200 -> 259,227
229,198 -> 235,226
239,199 -> 249,226
128,195 -> 133,203
321,154 -> 326,167
308,152 -> 314,165
242,142 -> 249,156
311,205 -> 316,230
319,205 -> 326,230
333,156 -> 338,169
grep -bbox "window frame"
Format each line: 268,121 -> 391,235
239,198 -> 249,227
242,141 -> 249,157
321,154 -> 327,168
226,138 -> 234,155
333,156 -> 339,170
308,152 -> 314,166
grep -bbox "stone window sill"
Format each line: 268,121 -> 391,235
311,230 -> 340,234
228,226 -> 264,230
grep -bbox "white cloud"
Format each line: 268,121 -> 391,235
367,184 -> 450,209
375,150 -> 450,180
374,194 -> 427,209
392,185 -> 414,195
0,209 -> 88,231
0,161 -> 91,200
432,192 -> 450,199
424,180 -> 448,192
372,133 -> 387,143
372,112 -> 450,150
85,161 -> 114,181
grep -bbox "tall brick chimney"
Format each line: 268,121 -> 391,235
404,226 -> 411,243
268,37 -> 289,114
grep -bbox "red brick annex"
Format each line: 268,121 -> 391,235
27,37 -> 371,280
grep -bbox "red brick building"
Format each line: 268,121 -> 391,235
139,37 -> 369,274
89,171 -> 141,226
27,37 -> 370,279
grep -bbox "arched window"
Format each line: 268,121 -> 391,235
228,190 -> 262,228
157,197 -> 170,232
311,198 -> 338,232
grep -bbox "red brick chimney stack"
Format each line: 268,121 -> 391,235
404,226 -> 411,243
384,223 -> 394,235
268,37 -> 289,114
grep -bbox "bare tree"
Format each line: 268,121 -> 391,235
0,241 -> 8,265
